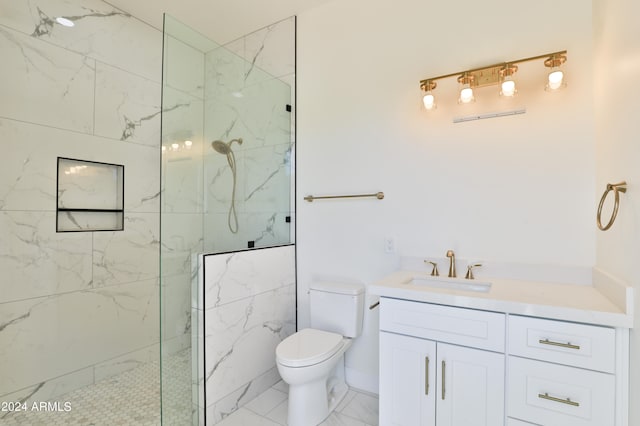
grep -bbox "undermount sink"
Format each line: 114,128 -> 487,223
404,275 -> 492,293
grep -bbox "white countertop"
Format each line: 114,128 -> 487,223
369,270 -> 634,328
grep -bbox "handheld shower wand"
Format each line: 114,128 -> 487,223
211,138 -> 243,234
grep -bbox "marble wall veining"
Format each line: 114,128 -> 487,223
202,16 -> 295,254
0,0 -> 162,409
195,245 -> 296,424
160,14 -> 296,425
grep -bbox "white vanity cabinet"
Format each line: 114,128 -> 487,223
378,297 -> 629,426
379,298 -> 505,426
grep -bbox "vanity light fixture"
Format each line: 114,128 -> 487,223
419,50 -> 567,110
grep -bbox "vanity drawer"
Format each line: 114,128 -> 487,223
508,356 -> 615,426
380,298 -> 505,352
508,315 -> 615,373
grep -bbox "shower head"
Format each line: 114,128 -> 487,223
211,138 -> 243,155
211,140 -> 230,155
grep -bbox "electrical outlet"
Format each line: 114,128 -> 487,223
384,237 -> 395,253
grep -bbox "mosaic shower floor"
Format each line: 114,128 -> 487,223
1,349 -> 191,426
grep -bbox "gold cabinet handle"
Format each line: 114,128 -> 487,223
538,392 -> 580,407
441,360 -> 446,400
425,356 -> 430,395
539,338 -> 580,350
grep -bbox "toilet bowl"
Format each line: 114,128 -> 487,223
275,281 -> 365,426
276,328 -> 352,426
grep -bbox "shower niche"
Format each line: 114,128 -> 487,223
56,157 -> 124,232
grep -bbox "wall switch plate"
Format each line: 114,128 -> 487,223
384,237 -> 396,253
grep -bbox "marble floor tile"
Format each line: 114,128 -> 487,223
335,389 -> 358,413
244,387 -> 288,416
338,392 -> 379,426
217,408 -> 281,426
271,380 -> 289,394
224,382 -> 377,426
264,399 -> 288,425
320,412 -> 370,426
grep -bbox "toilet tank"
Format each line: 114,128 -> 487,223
309,282 -> 365,338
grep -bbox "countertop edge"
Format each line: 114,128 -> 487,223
369,271 -> 634,329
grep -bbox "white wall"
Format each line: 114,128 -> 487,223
297,0 -> 595,392
593,0 -> 640,424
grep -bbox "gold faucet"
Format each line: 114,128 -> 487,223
446,250 -> 456,278
465,263 -> 482,280
424,260 -> 439,276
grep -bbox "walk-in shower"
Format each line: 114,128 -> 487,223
161,14 -> 295,425
211,138 -> 243,233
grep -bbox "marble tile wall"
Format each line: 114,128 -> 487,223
194,245 -> 296,424
202,16 -> 295,253
159,16 -> 296,426
0,0 -> 162,407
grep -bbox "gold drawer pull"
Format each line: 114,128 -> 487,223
538,392 -> 580,407
425,356 -> 430,395
441,360 -> 446,400
539,338 -> 580,350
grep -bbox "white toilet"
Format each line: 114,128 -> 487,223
276,281 -> 365,426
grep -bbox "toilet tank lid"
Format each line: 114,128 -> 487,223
309,281 -> 364,295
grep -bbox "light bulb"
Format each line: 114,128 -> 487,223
171,143 -> 179,151
184,140 -> 193,148
422,93 -> 436,110
547,70 -> 564,90
501,79 -> 516,97
459,86 -> 474,104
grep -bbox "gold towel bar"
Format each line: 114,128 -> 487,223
597,181 -> 627,231
304,192 -> 384,202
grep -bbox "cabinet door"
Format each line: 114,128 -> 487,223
436,343 -> 504,426
380,331 -> 436,426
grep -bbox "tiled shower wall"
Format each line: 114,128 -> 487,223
161,10 -> 295,379
203,17 -> 295,253
196,245 -> 296,423
0,0 -> 162,406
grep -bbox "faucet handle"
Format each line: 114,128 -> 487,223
424,260 -> 439,276
465,263 -> 482,280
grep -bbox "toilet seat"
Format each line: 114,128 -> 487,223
276,328 -> 344,368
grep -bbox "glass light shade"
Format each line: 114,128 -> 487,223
184,140 -> 193,148
547,70 -> 564,90
459,86 -> 474,104
500,79 -> 516,97
422,93 -> 436,110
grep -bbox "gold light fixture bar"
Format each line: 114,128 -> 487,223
419,50 -> 567,90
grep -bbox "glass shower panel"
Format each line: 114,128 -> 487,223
203,50 -> 293,252
161,14 -> 295,425
161,14 -> 212,426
